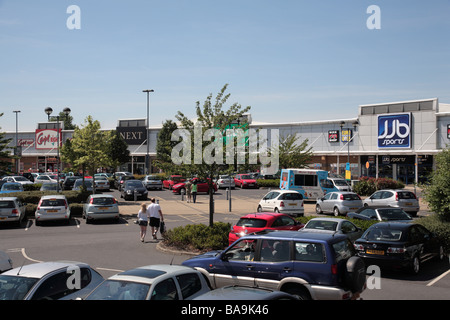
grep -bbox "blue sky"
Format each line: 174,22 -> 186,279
1,0 -> 450,132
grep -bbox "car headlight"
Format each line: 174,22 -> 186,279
126,190 -> 133,194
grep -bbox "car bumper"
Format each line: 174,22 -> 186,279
145,183 -> 162,189
35,213 -> 70,221
279,208 -> 305,217
310,284 -> 359,300
357,253 -> 411,269
85,211 -> 120,220
0,215 -> 22,223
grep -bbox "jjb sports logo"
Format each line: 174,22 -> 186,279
378,113 -> 411,148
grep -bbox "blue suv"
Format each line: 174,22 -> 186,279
182,230 -> 366,300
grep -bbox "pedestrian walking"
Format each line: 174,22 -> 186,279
185,180 -> 192,203
137,203 -> 149,242
191,180 -> 198,203
147,198 -> 164,239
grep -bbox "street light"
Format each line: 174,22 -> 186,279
45,107 -> 71,192
142,89 -> 154,175
340,120 -> 359,181
13,110 -> 21,173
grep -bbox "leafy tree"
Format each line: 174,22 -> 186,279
174,84 -> 251,226
106,130 -> 130,171
271,133 -> 313,169
0,113 -> 13,174
422,145 -> 450,221
155,120 -> 179,174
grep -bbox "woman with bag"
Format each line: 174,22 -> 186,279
137,203 -> 149,242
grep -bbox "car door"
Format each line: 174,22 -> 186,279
340,220 -> 363,242
268,192 -> 281,211
320,192 -> 334,213
212,239 -> 258,288
271,216 -> 298,231
260,192 -> 274,211
366,191 -> 384,207
413,225 -> 441,261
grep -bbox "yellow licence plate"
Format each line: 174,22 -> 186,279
46,210 -> 58,213
366,249 -> 384,255
288,203 -> 297,206
98,207 -> 109,210
0,217 -> 6,220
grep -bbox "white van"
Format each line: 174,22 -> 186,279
328,178 -> 352,192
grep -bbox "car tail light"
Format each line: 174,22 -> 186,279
387,247 -> 406,254
331,264 -> 338,275
65,201 -> 68,210
280,201 -> 285,207
11,209 -> 19,216
90,198 -> 94,204
113,198 -> 117,204
340,194 -> 344,200
354,244 -> 364,251
37,199 -> 42,211
395,192 -> 398,201
356,194 -> 361,200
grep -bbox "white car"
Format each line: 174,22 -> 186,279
362,189 -> 420,216
257,189 -> 304,217
35,195 -> 71,225
84,264 -> 211,300
2,176 -> 33,186
0,197 -> 26,226
215,175 -> 235,189
142,175 -> 163,190
34,175 -> 58,184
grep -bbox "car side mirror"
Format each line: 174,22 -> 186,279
221,252 -> 233,261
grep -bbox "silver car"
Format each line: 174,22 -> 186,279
0,197 -> 26,226
362,189 -> 420,216
215,175 -> 235,189
315,192 -> 363,216
0,261 -> 104,300
83,194 -> 120,223
35,195 -> 71,225
94,176 -> 110,191
84,264 -> 211,300
142,175 -> 163,190
0,251 -> 13,273
301,217 -> 363,242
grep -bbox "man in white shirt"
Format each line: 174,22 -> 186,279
147,198 -> 164,239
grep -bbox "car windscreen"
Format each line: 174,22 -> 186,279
2,184 -> 22,191
85,280 -> 150,300
333,180 -> 349,186
126,181 -> 143,187
0,275 -> 39,300
240,175 -> 252,179
378,208 -> 411,220
91,197 -> 115,205
305,220 -> 338,231
236,218 -> 267,228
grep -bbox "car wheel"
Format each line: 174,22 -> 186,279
438,246 -> 445,261
274,208 -> 280,213
410,256 -> 420,274
333,207 -> 340,217
283,284 -> 311,300
257,206 -> 262,212
345,256 -> 366,293
315,204 -> 322,214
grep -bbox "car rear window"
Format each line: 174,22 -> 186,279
91,198 -> 115,205
397,192 -> 416,199
332,240 -> 354,263
280,193 -> 303,200
342,194 -> 360,201
236,218 -> 267,228
305,220 -> 337,231
41,199 -> 66,207
0,201 -> 15,209
364,228 -> 403,241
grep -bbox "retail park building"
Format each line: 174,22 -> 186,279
4,98 -> 450,185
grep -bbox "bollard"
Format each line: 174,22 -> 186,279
134,189 -> 137,202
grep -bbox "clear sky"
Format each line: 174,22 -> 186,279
1,0 -> 450,132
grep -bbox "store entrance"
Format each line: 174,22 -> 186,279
397,164 -> 415,185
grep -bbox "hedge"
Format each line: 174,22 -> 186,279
353,177 -> 405,196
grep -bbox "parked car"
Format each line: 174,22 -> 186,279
0,251 -> 13,273
183,231 -> 366,300
62,176 -> 79,190
163,175 -> 185,189
120,180 -> 148,201
40,183 -> 60,191
142,175 -> 163,190
347,207 -> 412,222
0,261 -> 104,300
0,182 -> 24,194
94,176 -> 110,191
328,178 -> 352,191
234,174 -> 258,188
228,212 -> 304,245
315,191 -> 363,216
193,285 -> 298,300
34,174 -> 58,184
72,179 -> 94,192
354,222 -> 446,274
0,197 -> 26,226
215,175 -> 235,189
83,194 -> 120,223
35,195 -> 71,225
257,189 -> 304,217
172,178 -> 217,195
2,176 -> 33,186
84,265 -> 211,300
362,189 -> 420,216
301,218 -> 363,243
115,175 -> 135,191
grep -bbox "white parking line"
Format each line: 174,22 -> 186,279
427,268 -> 450,287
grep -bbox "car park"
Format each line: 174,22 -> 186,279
228,212 -> 304,245
72,178 -> 94,192
143,175 -> 163,190
0,251 -> 13,273
83,194 -> 120,223
163,175 -> 186,189
84,264 -> 211,300
362,189 -> 420,217
120,180 -> 148,200
257,189 -> 304,217
0,261 -> 104,300
94,176 -> 110,191
115,175 -> 135,191
354,222 -> 446,274
215,175 -> 235,189
0,182 -> 24,194
193,285 -> 298,300
301,217 -> 363,243
182,231 -> 366,300
35,195 -> 71,225
347,207 -> 412,222
2,176 -> 33,186
0,197 -> 26,226
172,178 -> 217,195
315,191 -> 363,216
234,174 -> 258,188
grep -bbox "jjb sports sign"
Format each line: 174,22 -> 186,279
378,113 -> 411,148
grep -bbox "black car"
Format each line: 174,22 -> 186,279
62,176 -> 79,190
115,175 -> 135,191
354,222 -> 446,274
120,180 -> 148,201
347,207 -> 412,221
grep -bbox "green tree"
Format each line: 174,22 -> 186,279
155,120 -> 179,174
174,84 -> 251,226
0,113 -> 13,174
271,133 -> 313,169
106,130 -> 130,171
422,145 -> 450,221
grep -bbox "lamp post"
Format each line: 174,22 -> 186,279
142,89 -> 154,175
45,107 -> 71,192
13,110 -> 21,173
340,120 -> 359,181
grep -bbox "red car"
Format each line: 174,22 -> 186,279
162,175 -> 185,189
228,212 -> 304,245
234,174 -> 258,188
172,178 -> 218,194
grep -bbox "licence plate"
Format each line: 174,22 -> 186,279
288,203 -> 297,206
405,202 -> 412,206
46,210 -> 58,213
366,249 -> 384,255
248,184 -> 254,186
350,207 -> 358,210
0,217 -> 6,220
98,207 -> 109,210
